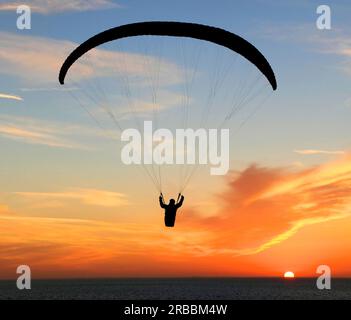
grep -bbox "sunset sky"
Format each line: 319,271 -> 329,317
1,0 -> 351,279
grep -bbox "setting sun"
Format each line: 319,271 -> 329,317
284,271 -> 295,278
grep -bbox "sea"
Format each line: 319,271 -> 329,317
0,278 -> 350,300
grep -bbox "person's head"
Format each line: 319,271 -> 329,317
169,199 -> 175,205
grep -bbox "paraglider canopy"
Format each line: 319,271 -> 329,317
59,21 -> 277,90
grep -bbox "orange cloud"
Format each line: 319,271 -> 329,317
179,154 -> 351,256
294,149 -> 345,155
14,188 -> 128,208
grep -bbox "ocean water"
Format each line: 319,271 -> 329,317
0,278 -> 350,300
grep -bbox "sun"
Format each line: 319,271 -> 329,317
284,271 -> 295,278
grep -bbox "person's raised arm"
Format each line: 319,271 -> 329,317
159,193 -> 166,208
176,195 -> 184,208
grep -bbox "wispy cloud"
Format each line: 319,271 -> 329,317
94,90 -> 189,122
294,149 -> 345,155
14,188 -> 128,207
0,115 -> 105,149
0,32 -> 184,86
0,125 -> 75,148
260,24 -> 351,74
0,0 -> 120,14
20,87 -> 78,92
0,93 -> 23,101
236,212 -> 350,256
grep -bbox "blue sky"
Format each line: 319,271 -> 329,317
1,0 -> 351,210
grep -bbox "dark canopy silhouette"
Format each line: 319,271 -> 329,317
59,21 -> 277,90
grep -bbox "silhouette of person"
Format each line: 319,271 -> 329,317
159,193 -> 184,227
